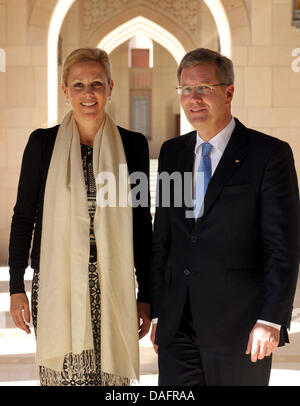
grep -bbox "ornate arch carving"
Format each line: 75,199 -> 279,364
28,0 -> 250,125
84,1 -> 197,52
28,0 -> 251,48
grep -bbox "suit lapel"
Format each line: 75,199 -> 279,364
197,118 -> 249,221
177,132 -> 196,228
178,131 -> 196,174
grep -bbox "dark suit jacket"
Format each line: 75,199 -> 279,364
9,125 -> 152,302
151,118 -> 299,354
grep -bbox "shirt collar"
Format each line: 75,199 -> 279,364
195,117 -> 236,155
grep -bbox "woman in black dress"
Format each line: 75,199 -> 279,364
9,48 -> 152,386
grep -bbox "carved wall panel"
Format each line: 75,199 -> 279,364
81,0 -> 199,40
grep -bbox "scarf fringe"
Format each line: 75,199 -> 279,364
101,371 -> 131,386
65,350 -> 97,376
39,350 -> 131,386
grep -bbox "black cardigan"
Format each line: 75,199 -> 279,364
8,125 -> 152,302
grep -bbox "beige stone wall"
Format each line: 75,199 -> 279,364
150,43 -> 179,158
0,0 -> 49,264
230,0 -> 300,181
106,42 -> 130,130
0,0 -> 300,264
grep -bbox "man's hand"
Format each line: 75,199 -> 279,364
150,323 -> 158,354
246,322 -> 280,362
137,302 -> 151,339
10,293 -> 31,334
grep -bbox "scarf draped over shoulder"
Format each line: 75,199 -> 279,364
36,111 -> 139,381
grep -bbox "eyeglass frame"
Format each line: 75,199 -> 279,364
176,83 -> 230,95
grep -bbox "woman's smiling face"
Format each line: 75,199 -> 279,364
62,60 -> 113,126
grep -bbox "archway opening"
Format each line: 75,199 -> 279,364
106,38 -> 179,158
97,16 -> 189,135
47,0 -> 232,128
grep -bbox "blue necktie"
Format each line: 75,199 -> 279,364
194,142 -> 213,218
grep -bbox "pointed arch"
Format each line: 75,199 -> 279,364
96,16 -> 191,133
97,16 -> 186,65
47,0 -> 76,126
46,0 -> 235,127
203,0 -> 231,57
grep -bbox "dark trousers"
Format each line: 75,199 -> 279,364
158,296 -> 272,386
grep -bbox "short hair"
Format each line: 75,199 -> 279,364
177,48 -> 234,85
62,48 -> 112,86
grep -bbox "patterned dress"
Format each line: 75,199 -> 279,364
31,144 -> 130,386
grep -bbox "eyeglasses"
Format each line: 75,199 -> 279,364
176,83 -> 229,96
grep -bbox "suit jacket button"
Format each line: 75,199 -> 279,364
191,235 -> 197,243
184,268 -> 191,276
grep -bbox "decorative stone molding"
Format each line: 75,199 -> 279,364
85,5 -> 197,57
82,0 -> 199,35
28,0 -> 252,47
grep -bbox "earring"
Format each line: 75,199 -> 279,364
108,96 -> 112,103
65,99 -> 70,106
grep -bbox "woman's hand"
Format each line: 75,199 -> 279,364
137,302 -> 151,340
10,293 -> 31,334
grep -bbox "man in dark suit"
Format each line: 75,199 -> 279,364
150,48 -> 299,386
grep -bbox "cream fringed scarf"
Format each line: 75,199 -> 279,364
36,111 -> 139,382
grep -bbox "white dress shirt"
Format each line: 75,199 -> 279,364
193,116 -> 236,184
152,117 -> 280,330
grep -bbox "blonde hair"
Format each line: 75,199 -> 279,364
177,48 -> 234,85
62,48 -> 112,86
